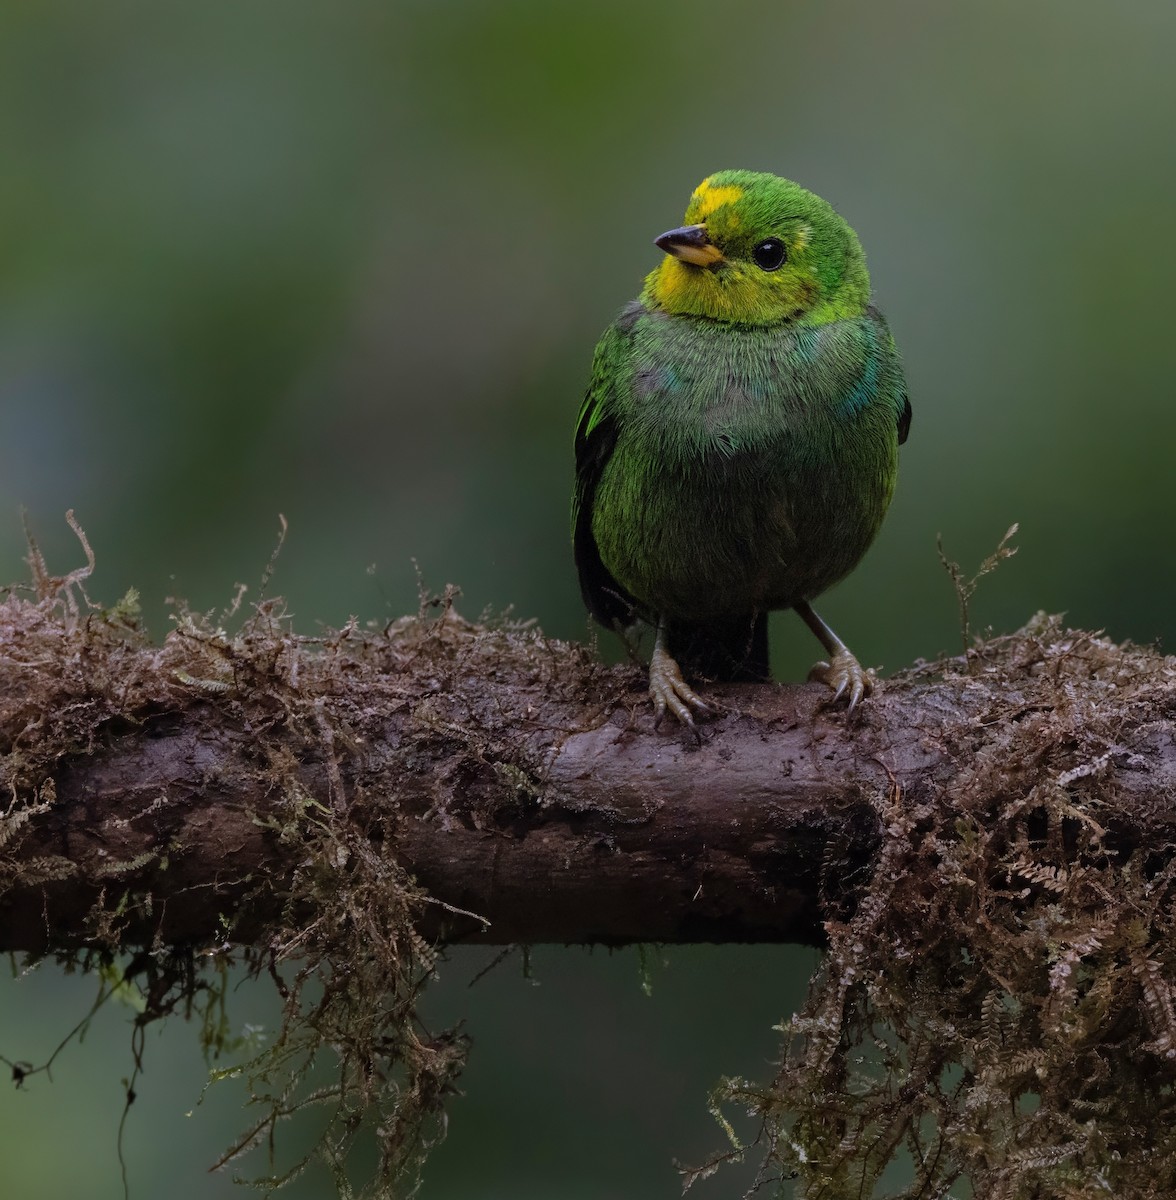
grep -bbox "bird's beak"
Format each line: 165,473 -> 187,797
654,224 -> 725,267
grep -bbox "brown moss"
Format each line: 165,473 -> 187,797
699,617 -> 1176,1199
7,518 -> 1176,1199
0,519 -> 590,1196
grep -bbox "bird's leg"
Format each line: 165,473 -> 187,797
794,600 -> 875,711
648,620 -> 710,727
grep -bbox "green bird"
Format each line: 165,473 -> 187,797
572,170 -> 910,726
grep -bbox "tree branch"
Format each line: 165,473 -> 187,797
2,586 -> 1174,955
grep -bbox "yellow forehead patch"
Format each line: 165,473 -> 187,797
690,181 -> 744,221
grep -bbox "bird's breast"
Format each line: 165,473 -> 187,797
590,312 -> 902,619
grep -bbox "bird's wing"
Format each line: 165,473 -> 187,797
867,306 -> 912,445
572,311 -> 642,629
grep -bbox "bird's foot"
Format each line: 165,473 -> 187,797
808,647 -> 875,711
649,644 -> 710,728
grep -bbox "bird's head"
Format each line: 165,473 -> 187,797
642,170 -> 871,326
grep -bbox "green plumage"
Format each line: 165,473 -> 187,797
573,170 -> 910,721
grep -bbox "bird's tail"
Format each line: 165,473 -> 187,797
666,612 -> 769,683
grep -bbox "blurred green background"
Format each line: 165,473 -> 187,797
2,1 -> 1175,1196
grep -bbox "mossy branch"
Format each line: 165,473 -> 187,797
1,582 -> 1173,954
6,545 -> 1176,1198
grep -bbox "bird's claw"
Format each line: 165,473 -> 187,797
808,648 -> 875,712
649,644 -> 710,728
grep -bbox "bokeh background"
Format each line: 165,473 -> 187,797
3,1 -> 1175,1196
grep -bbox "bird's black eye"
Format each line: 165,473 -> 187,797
752,238 -> 787,271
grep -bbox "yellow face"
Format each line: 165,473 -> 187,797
643,174 -> 869,327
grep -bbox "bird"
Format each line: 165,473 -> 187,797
572,169 -> 910,727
